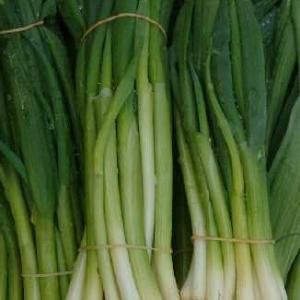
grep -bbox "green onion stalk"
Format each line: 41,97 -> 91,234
171,1 -> 234,299
0,76 -> 24,300
171,156 -> 193,289
229,1 -> 286,298
111,1 -> 159,299
0,232 -> 7,300
170,5 -> 207,299
60,1 -> 117,298
287,252 -> 300,300
66,233 -> 87,300
0,68 -> 40,300
149,0 -> 180,298
0,197 -> 22,300
266,0 -> 297,160
171,0 -> 287,299
0,1 -> 81,299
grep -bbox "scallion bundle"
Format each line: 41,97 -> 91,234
59,0 -> 179,299
171,0 -> 287,299
0,1 -> 82,299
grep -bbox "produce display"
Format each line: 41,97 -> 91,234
0,0 -> 299,299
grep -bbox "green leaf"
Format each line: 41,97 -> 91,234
211,0 -> 245,142
3,39 -> 57,218
56,0 -> 85,42
0,140 -> 28,183
270,97 -> 300,279
41,0 -> 57,18
192,0 -> 221,73
235,0 -> 267,154
267,20 -> 296,147
287,252 -> 300,299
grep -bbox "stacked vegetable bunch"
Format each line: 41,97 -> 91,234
0,1 -> 82,300
0,0 -> 299,300
59,0 -> 179,299
171,0 -> 300,299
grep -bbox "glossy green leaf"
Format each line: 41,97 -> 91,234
270,97 -> 300,279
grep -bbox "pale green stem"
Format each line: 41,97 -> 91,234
175,111 -> 207,300
0,233 -> 7,300
1,170 -> 40,300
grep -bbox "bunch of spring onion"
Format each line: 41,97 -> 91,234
170,0 -> 287,299
59,0 -> 180,299
0,1 -> 82,299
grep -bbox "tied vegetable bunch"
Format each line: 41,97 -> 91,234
170,0 -> 288,299
59,0 -> 180,299
0,1 -> 82,299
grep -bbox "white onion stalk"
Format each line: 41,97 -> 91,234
175,111 -> 206,300
67,233 -> 102,300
